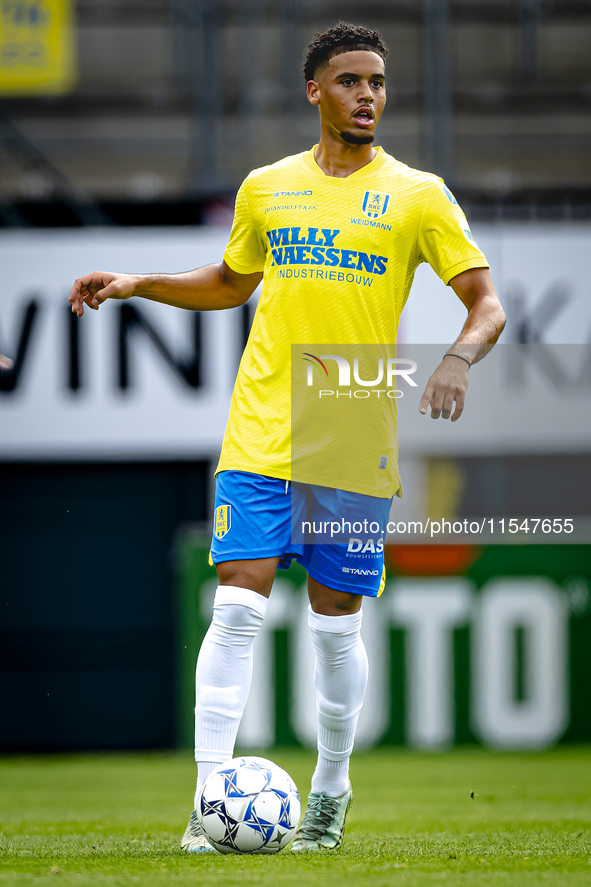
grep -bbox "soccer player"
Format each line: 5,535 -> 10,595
68,23 -> 505,853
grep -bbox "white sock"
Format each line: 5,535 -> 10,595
193,585 -> 267,807
308,606 -> 368,797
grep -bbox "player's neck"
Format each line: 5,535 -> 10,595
314,131 -> 377,179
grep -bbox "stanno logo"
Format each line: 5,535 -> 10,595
273,190 -> 313,197
361,191 -> 390,219
342,567 -> 380,576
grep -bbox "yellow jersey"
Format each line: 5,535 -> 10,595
217,146 -> 488,497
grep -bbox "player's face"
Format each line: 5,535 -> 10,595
307,51 -> 386,146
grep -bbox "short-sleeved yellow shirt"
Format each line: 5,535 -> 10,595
217,146 -> 488,497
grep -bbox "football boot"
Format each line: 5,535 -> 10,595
291,784 -> 353,851
180,809 -> 216,853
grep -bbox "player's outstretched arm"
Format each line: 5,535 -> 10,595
0,355 -> 13,370
419,267 -> 506,422
69,262 -> 262,317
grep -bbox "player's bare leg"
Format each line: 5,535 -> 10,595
292,578 -> 365,851
307,578 -> 362,616
216,557 -> 279,598
181,557 -> 279,853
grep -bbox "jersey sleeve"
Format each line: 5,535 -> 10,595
223,181 -> 266,275
417,180 -> 489,285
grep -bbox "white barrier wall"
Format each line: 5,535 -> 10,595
1,224 -> 590,460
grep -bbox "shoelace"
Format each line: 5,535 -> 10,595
188,811 -> 205,836
298,794 -> 340,840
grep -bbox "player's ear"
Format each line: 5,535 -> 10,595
306,80 -> 321,106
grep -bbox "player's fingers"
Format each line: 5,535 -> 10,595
78,271 -> 108,289
71,296 -> 84,316
70,273 -> 115,315
430,387 -> 445,419
451,390 -> 466,422
0,355 -> 13,370
419,385 -> 432,415
86,281 -> 121,306
440,390 -> 456,420
68,281 -> 80,303
69,281 -> 83,315
69,273 -> 98,301
81,293 -> 98,311
70,276 -> 99,316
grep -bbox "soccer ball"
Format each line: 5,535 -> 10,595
196,756 -> 301,854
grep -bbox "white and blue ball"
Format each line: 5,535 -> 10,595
197,756 -> 301,854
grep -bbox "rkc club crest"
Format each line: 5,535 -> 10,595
214,504 -> 231,539
361,191 -> 390,220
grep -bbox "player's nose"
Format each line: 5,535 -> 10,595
357,85 -> 374,102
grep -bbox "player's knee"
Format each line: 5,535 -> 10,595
212,603 -> 264,638
209,585 -> 268,646
210,586 -> 268,636
309,587 -> 362,616
216,559 -> 277,596
332,594 -> 362,614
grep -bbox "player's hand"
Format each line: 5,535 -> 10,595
69,271 -> 139,317
0,355 -> 13,370
419,357 -> 469,421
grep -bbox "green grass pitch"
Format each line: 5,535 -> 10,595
1,747 -> 590,886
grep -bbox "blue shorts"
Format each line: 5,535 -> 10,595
210,471 -> 392,597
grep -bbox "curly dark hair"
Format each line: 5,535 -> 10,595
302,21 -> 388,83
